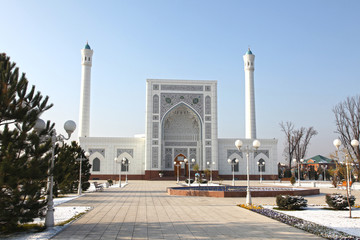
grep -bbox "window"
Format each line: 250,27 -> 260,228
93,158 -> 100,171
233,158 -> 239,172
258,159 -> 265,172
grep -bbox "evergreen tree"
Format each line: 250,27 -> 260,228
0,53 -> 53,231
53,141 -> 91,196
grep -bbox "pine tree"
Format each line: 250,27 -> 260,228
0,53 -> 53,231
53,141 -> 91,196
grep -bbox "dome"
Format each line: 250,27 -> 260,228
84,42 -> 91,49
246,48 -> 253,55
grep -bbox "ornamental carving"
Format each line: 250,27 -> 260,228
205,96 -> 211,114
117,149 -> 134,158
152,147 -> 158,168
227,150 -> 243,159
174,148 -> 187,157
165,142 -> 197,146
161,85 -> 203,91
254,150 -> 269,158
160,93 -> 204,121
153,95 -> 159,114
89,148 -> 105,157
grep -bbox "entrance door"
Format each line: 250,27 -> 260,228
174,154 -> 186,177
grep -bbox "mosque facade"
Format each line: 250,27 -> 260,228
79,43 -> 278,180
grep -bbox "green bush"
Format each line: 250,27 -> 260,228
290,176 -> 296,185
276,195 -> 308,210
325,193 -> 355,210
107,179 -> 113,186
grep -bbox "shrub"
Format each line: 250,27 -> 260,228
325,193 -> 356,210
276,195 -> 308,210
107,179 -> 113,186
290,176 -> 296,185
82,181 -> 90,191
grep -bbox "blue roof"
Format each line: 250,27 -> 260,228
85,42 -> 91,49
246,48 -> 253,55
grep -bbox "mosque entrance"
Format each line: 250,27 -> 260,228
162,103 -> 202,173
174,154 -> 187,177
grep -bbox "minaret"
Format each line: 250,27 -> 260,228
79,42 -> 93,138
243,48 -> 256,139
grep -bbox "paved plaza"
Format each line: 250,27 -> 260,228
50,181 -> 336,240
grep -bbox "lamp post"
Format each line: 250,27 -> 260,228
257,161 -> 265,184
122,157 -> 130,183
235,139 -> 260,205
114,157 -> 122,187
184,158 -> 195,186
321,165 -> 328,181
292,158 -> 304,186
174,161 -> 182,183
34,119 -> 76,228
227,158 -> 239,186
207,161 -> 215,183
333,138 -> 359,218
76,151 -> 90,195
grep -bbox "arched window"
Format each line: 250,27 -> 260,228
233,158 -> 239,172
258,159 -> 265,172
93,158 -> 100,171
205,96 -> 211,114
153,95 -> 159,114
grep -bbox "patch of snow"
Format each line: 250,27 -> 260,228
265,206 -> 360,237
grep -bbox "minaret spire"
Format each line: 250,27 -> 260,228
79,42 -> 93,137
243,48 -> 256,139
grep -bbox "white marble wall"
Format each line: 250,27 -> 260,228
80,137 -> 145,175
217,138 -> 278,176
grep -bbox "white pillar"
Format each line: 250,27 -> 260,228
243,48 -> 256,139
79,42 -> 93,138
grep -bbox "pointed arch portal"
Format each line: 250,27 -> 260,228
161,103 -> 203,173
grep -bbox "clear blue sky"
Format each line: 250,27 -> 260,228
1,0 -> 359,162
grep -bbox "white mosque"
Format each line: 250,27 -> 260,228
78,43 -> 278,181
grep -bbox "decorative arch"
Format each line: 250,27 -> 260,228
228,153 -> 243,174
116,152 -> 133,172
254,152 -> 269,173
89,151 -> 105,172
161,101 -> 203,125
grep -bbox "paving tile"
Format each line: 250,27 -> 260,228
52,180 -> 327,239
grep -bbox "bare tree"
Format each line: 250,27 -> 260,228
333,95 -> 360,176
280,121 -> 318,168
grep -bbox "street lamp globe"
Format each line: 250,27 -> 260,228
64,120 -> 76,135
253,140 -> 261,149
85,151 -> 90,158
34,118 -> 46,133
184,158 -> 188,163
333,139 -> 341,149
191,158 -> 195,163
227,159 -> 231,164
235,140 -> 243,150
351,139 -> 359,147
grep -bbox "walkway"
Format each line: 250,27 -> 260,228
52,181 -> 323,239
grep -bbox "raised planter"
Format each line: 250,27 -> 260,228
167,186 -> 320,198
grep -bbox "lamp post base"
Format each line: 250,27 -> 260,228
246,189 -> 252,205
45,203 -> 55,227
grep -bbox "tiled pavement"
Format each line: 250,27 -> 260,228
52,181 -> 328,240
